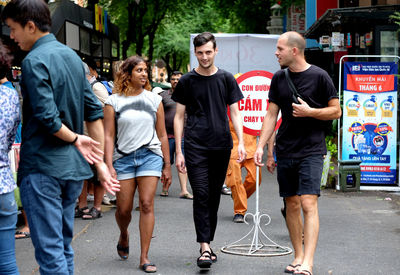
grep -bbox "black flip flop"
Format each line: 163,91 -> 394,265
117,243 -> 129,260
284,264 -> 301,273
294,269 -> 313,275
140,263 -> 156,273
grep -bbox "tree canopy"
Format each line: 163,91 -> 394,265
102,0 -> 303,76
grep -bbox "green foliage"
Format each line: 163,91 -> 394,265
325,135 -> 338,173
278,0 -> 304,13
103,0 -> 306,74
214,0 -> 271,33
389,11 -> 400,28
152,0 -> 232,73
326,136 -> 338,156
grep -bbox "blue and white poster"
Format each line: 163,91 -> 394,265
342,62 -> 398,184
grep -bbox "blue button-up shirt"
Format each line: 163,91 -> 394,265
0,84 -> 20,194
18,34 -> 103,181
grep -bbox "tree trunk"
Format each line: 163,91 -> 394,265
123,1 -> 136,59
148,32 -> 155,61
122,40 -> 129,60
163,54 -> 172,80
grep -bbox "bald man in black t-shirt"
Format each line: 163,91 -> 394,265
255,32 -> 341,275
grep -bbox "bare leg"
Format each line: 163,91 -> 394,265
115,178 -> 136,258
285,195 -> 304,270
77,181 -> 88,209
15,210 -> 30,239
93,184 -> 105,211
178,170 -> 192,197
137,176 -> 158,272
298,194 -> 319,274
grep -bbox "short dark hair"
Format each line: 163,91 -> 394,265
85,57 -> 97,70
0,42 -> 13,79
193,32 -> 216,50
1,0 -> 51,33
171,71 -> 182,77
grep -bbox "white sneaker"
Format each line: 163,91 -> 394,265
102,195 -> 111,205
221,185 -> 231,195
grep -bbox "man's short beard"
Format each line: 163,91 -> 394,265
199,62 -> 213,70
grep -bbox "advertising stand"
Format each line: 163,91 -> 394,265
221,71 -> 291,257
338,55 -> 400,191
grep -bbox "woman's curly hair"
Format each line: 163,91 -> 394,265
0,42 -> 13,80
113,56 -> 151,96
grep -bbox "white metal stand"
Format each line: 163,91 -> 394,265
221,138 -> 292,257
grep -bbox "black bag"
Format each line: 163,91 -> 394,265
284,68 -> 333,135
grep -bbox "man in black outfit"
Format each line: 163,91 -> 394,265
255,32 -> 341,275
172,32 -> 246,268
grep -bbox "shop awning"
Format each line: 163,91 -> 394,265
305,5 -> 400,40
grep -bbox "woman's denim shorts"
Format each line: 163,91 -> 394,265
113,147 -> 163,180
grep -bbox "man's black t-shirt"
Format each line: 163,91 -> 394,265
268,65 -> 338,158
172,69 -> 243,150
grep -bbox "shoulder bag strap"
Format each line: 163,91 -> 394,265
284,68 -> 300,104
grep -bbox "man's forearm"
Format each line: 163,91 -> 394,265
258,114 -> 276,150
267,131 -> 276,157
174,117 -> 184,154
231,112 -> 244,145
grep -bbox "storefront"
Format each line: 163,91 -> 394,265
304,5 -> 400,84
49,0 -> 119,79
305,5 -> 400,189
1,0 -> 119,80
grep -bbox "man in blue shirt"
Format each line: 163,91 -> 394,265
2,1 -> 119,274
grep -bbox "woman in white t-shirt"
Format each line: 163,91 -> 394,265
104,56 -> 171,273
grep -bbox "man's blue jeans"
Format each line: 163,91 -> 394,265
20,173 -> 83,275
0,191 -> 19,274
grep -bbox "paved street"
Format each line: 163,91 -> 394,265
15,168 -> 400,275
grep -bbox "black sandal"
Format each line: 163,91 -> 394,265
74,206 -> 88,218
199,248 -> 217,263
197,250 -> 212,268
82,207 -> 102,220
210,248 -> 218,262
117,243 -> 129,260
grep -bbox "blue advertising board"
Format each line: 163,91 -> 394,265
342,62 -> 398,184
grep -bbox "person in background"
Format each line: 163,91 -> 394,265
159,71 -> 193,199
255,31 -> 341,275
0,41 -> 20,275
104,56 -> 171,273
225,120 -> 262,223
173,32 -> 246,269
0,45 -> 30,241
75,62 -> 111,220
2,1 -> 119,273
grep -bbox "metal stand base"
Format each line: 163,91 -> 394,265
221,211 -> 292,257
222,137 -> 291,257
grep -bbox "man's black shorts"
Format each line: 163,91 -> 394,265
277,154 -> 324,197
